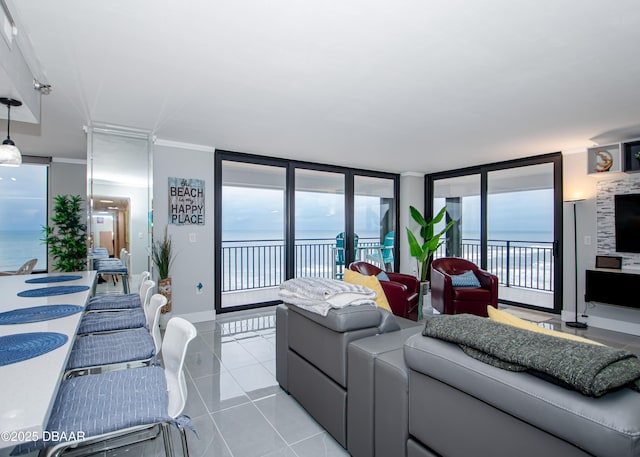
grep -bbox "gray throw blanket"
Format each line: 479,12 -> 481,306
422,314 -> 640,397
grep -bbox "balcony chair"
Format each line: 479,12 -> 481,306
32,317 -> 197,457
348,261 -> 419,320
335,232 -> 359,279
365,231 -> 394,271
431,257 -> 499,317
86,276 -> 153,311
65,294 -> 167,376
0,258 -> 37,276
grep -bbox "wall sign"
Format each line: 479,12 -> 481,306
168,177 -> 205,225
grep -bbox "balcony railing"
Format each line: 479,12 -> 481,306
222,238 -> 554,293
436,239 -> 554,292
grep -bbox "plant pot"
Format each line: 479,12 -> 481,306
418,281 -> 430,320
158,277 -> 172,314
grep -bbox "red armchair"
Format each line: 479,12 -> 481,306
348,261 -> 419,320
431,257 -> 498,317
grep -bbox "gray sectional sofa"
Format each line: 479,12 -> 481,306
275,303 -> 421,452
276,303 -> 640,457
404,334 -> 640,457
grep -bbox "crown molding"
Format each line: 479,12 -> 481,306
153,138 -> 216,153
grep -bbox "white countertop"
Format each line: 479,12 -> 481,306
0,271 -> 96,449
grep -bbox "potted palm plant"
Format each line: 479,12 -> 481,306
42,195 -> 88,272
406,205 -> 455,318
153,225 -> 175,314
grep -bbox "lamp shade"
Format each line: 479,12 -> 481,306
0,143 -> 22,166
0,97 -> 23,167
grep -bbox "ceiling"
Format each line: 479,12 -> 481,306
3,0 -> 640,174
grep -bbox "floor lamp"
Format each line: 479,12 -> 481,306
566,199 -> 587,329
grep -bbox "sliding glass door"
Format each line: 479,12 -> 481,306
354,175 -> 397,271
215,151 -> 399,313
487,163 -> 555,309
428,153 -> 562,313
294,168 -> 345,279
218,159 -> 286,310
433,174 -> 481,262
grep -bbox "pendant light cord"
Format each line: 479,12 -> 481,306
6,103 -> 11,141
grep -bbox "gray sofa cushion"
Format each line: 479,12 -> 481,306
275,305 -> 289,391
347,327 -> 421,457
288,306 -> 380,387
287,303 -> 399,333
404,334 -> 640,457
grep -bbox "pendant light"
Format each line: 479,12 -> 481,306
0,97 -> 22,167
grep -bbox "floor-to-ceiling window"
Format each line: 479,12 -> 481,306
428,153 -> 562,313
487,163 -> 555,308
294,168 -> 345,279
215,151 -> 398,313
0,157 -> 49,273
433,174 -> 481,262
217,158 -> 287,310
354,175 -> 397,271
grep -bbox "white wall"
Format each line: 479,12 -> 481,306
153,145 -> 215,322
399,173 -> 424,276
48,160 -> 87,272
562,150 -> 640,335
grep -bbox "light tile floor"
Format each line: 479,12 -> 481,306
170,305 -> 640,457
181,308 -> 348,457
37,276 -> 640,457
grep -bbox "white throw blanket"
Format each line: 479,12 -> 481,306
279,277 -> 376,316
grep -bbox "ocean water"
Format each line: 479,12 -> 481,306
220,228 -> 555,292
0,231 -> 48,272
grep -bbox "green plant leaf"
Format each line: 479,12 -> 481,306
409,206 -> 427,227
405,205 -> 455,281
153,225 -> 175,279
406,228 -> 424,258
43,194 -> 87,272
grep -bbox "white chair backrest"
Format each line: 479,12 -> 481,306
1,258 -> 38,276
18,258 -> 38,275
138,271 -> 151,294
162,317 -> 197,418
145,294 -> 167,354
139,280 -> 155,312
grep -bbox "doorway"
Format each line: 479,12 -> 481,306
90,196 -> 130,258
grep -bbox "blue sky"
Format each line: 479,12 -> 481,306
439,189 -> 554,241
0,164 -> 47,232
223,186 -> 554,242
222,187 -> 382,238
0,167 -> 553,243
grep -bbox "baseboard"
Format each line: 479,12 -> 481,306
176,309 -> 217,323
561,311 -> 640,336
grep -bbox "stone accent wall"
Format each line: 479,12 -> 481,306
596,174 -> 640,267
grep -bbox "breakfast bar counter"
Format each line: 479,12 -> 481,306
0,271 -> 96,449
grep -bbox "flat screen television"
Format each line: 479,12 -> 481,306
614,193 -> 640,253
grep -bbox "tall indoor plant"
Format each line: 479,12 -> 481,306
153,225 -> 175,313
42,194 -> 88,272
406,205 -> 455,283
406,205 -> 455,318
